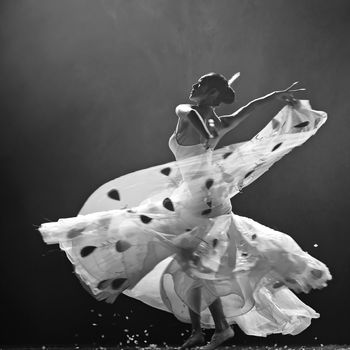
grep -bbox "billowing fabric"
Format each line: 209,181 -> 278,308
39,100 -> 331,336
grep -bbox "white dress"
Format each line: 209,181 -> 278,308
39,100 -> 331,336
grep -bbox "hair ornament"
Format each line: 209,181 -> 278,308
228,72 -> 240,87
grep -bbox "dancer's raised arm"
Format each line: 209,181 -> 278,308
220,82 -> 305,132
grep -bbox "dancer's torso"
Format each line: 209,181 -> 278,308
168,132 -> 232,216
173,105 -> 226,149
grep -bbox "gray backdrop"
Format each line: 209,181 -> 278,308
1,0 -> 349,346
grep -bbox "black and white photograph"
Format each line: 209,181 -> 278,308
1,1 -> 349,349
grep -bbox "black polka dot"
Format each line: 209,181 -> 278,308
108,189 -> 120,201
80,246 -> 97,257
212,239 -> 218,248
223,151 -> 233,159
205,178 -> 214,189
244,170 -> 254,179
241,252 -> 248,257
251,234 -> 257,240
67,227 -> 85,239
186,229 -> 192,232
273,281 -> 284,289
97,279 -> 110,290
160,167 -> 171,176
116,240 -> 131,252
285,277 -> 297,284
294,121 -> 310,128
140,215 -> 153,224
163,197 -> 175,211
206,200 -> 212,207
201,208 -> 212,215
311,269 -> 323,279
272,143 -> 282,152
111,278 -> 127,290
127,209 -> 136,213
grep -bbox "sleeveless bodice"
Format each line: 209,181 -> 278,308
168,132 -> 209,160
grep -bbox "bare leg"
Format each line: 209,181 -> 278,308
188,306 -> 202,333
188,287 -> 202,331
208,298 -> 229,332
180,288 -> 205,349
201,298 -> 234,350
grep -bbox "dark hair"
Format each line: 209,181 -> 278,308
200,73 -> 235,106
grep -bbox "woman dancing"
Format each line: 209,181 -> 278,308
167,73 -> 318,350
39,73 -> 331,349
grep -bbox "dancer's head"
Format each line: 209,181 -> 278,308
189,73 -> 235,107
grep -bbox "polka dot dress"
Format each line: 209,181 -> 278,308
39,101 -> 331,336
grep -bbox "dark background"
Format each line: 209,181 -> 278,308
1,0 -> 350,347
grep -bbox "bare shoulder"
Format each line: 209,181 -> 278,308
175,104 -> 194,118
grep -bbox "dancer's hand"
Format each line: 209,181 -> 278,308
275,82 -> 305,107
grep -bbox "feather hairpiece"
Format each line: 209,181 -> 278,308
228,72 -> 240,87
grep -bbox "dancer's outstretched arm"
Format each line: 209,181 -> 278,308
220,82 -> 305,133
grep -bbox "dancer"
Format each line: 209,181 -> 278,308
169,73 -> 308,350
39,72 -> 331,349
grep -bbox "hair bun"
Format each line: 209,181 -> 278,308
199,72 -> 236,106
220,86 -> 235,104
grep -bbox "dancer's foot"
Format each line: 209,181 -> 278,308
200,326 -> 234,350
180,331 -> 205,350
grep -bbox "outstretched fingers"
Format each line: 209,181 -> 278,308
288,88 -> 306,93
284,81 -> 307,93
284,81 -> 299,91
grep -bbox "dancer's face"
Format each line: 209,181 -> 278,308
189,78 -> 216,104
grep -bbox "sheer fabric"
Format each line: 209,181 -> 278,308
39,101 -> 331,335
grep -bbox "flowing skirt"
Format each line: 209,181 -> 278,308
39,101 -> 331,336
